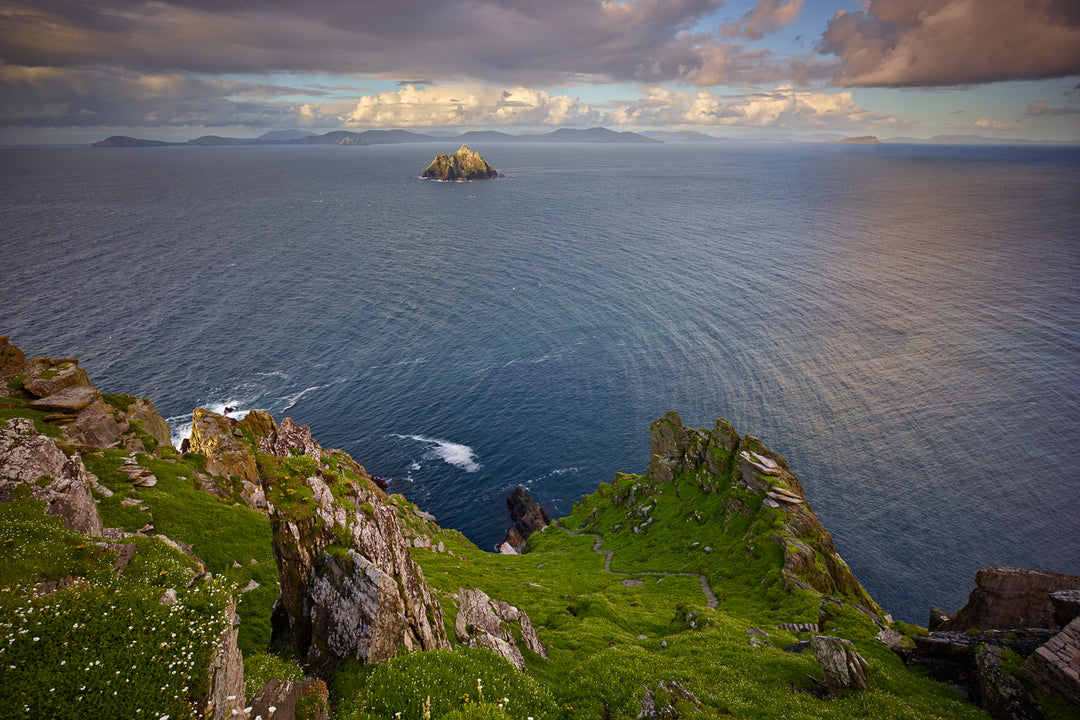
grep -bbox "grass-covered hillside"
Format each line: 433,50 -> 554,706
1,337 -> 1048,720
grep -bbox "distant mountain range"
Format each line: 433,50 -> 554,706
91,127 -> 661,148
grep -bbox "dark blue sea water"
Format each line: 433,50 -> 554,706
2,142 -> 1078,623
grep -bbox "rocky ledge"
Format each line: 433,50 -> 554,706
421,144 -> 501,180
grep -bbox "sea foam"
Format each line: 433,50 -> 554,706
395,434 -> 481,473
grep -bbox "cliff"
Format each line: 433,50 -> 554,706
3,336 -> 1077,719
421,144 -> 500,180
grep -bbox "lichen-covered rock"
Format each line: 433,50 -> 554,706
123,397 -> 172,446
63,396 -> 125,448
1019,615 -> 1080,709
811,634 -> 869,693
260,417 -> 320,463
421,144 -> 499,180
975,645 -> 1044,720
251,677 -> 329,720
454,587 -> 547,671
0,419 -> 103,535
21,358 -> 90,397
28,385 -> 100,412
204,602 -> 246,720
0,336 -> 28,384
189,407 -> 259,482
264,418 -> 448,677
939,567 -> 1080,632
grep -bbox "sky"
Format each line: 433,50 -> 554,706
1,0 -> 1079,144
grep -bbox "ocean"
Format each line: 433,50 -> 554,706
2,141 -> 1078,624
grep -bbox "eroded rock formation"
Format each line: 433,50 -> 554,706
421,144 -> 500,180
454,587 -> 548,671
938,567 -> 1080,632
263,418 -> 449,677
498,484 -> 550,553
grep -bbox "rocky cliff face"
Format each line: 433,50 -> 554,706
647,411 -> 877,609
421,144 -> 500,180
261,418 -> 449,677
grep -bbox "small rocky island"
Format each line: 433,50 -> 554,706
421,144 -> 501,180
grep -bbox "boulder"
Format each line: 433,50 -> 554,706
421,144 -> 499,180
638,680 -> 703,719
454,587 -> 547,671
499,484 -> 550,553
1019,615 -> 1080,709
21,358 -> 90,397
974,645 -> 1044,720
265,419 -> 448,677
189,407 -> 259,482
811,635 -> 869,693
203,602 -> 246,720
1051,590 -> 1080,628
939,568 -> 1080,632
250,677 -> 329,720
0,419 -> 103,535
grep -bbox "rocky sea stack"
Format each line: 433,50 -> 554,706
421,144 -> 500,180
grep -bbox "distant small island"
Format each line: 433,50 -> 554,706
422,144 -> 501,181
827,136 -> 883,144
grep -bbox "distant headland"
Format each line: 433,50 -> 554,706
91,127 -> 662,148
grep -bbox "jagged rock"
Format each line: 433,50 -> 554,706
0,419 -> 103,535
22,358 -> 90,397
237,409 -> 278,441
1050,590 -> 1080,628
250,677 -> 329,720
1019,615 -> 1080,709
260,416 -> 320,463
975,645 -> 1045,720
940,568 -> 1080,632
811,634 -> 869,693
499,484 -> 549,553
638,680 -> 703,719
123,397 -> 172,446
189,407 -> 259,482
455,587 -> 547,670
265,419 -> 448,677
929,605 -> 950,631
421,144 -> 500,180
203,602 -> 245,720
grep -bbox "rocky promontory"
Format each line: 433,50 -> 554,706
421,144 -> 501,180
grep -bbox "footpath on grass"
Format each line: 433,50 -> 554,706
555,524 -> 719,609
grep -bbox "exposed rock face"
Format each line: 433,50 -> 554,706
0,418 -> 103,535
0,336 -> 28,384
1019,615 -> 1080,709
124,397 -> 172,446
250,677 -> 330,720
260,417 -> 319,463
421,144 -> 499,180
638,680 -> 703,719
264,418 -> 448,677
204,602 -> 246,720
939,567 -> 1080,632
647,412 -> 878,610
21,358 -> 90,397
454,587 -> 548,671
189,408 -> 260,483
499,484 -> 549,553
975,645 -> 1044,720
811,634 -> 869,693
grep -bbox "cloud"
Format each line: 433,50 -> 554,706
0,65 -> 345,128
607,86 -> 910,129
722,0 -> 804,41
1024,100 -> 1080,116
963,118 -> 1028,131
820,0 -> 1080,87
343,84 -> 599,128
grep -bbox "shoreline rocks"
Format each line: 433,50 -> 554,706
497,484 -> 550,553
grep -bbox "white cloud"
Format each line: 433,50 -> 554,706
343,85 -> 599,128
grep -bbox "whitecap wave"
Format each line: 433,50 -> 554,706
394,434 -> 481,473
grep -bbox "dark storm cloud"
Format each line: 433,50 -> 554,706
820,0 -> 1080,87
0,0 -> 728,84
0,66 -> 339,127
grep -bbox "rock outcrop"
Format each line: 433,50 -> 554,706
0,418 -> 103,535
250,677 -> 329,720
421,144 -> 500,180
203,601 -> 246,720
1019,615 -> 1080,710
646,411 -> 878,611
498,484 -> 550,553
811,635 -> 870,694
189,407 -> 262,483
938,567 -> 1080,632
454,587 -> 548,671
263,417 -> 448,677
